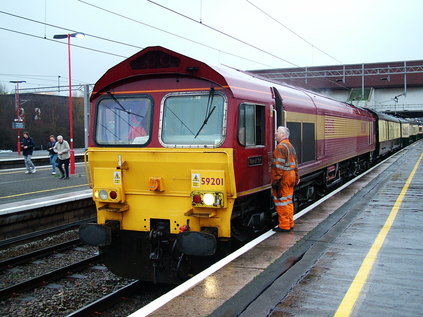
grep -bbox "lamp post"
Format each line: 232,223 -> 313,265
53,32 -> 84,175
10,80 -> 26,155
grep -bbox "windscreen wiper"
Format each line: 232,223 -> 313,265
167,107 -> 196,136
107,91 -> 144,118
194,88 -> 215,138
98,122 -> 120,139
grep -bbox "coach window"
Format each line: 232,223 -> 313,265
238,103 -> 265,146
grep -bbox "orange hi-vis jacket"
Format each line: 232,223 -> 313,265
271,139 -> 299,185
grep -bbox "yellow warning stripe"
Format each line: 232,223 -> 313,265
334,152 -> 423,316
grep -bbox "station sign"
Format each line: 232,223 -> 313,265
12,121 -> 25,129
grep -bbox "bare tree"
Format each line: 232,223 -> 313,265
0,83 -> 9,95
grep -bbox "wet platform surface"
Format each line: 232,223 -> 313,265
263,143 -> 423,316
0,149 -> 89,208
0,163 -> 88,207
144,140 -> 423,317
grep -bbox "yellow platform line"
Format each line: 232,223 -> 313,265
0,184 -> 88,199
334,152 -> 423,317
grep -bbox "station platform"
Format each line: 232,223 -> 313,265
0,148 -> 85,170
139,140 -> 423,317
0,154 -> 93,239
0,148 -> 86,160
239,141 -> 423,316
0,149 -> 90,214
0,162 -> 89,207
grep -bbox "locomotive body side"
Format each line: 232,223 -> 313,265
271,85 -> 376,202
277,88 -> 376,175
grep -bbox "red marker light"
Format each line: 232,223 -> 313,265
192,194 -> 202,204
179,225 -> 190,232
109,191 -> 117,199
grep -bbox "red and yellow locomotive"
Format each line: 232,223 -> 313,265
80,46 -> 389,283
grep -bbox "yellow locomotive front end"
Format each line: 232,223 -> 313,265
79,62 -> 241,281
87,148 -> 235,235
82,147 -> 236,282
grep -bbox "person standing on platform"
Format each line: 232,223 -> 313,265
21,131 -> 36,174
54,135 -> 70,179
47,135 -> 58,175
271,126 -> 300,232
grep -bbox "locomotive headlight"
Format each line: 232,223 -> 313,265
93,188 -> 123,203
99,190 -> 108,200
190,191 -> 225,208
203,193 -> 215,206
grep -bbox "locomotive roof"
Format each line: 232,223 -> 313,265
366,109 -> 401,122
91,46 -> 278,102
91,46 -> 374,120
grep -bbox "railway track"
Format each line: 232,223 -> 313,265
0,223 -> 167,316
0,227 -> 100,299
0,255 -> 100,300
1,251 -> 169,316
0,238 -> 81,271
0,218 -> 95,250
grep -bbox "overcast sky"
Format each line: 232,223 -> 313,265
1,0 -> 422,93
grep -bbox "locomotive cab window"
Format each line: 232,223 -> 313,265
238,103 -> 265,146
95,96 -> 152,146
160,91 -> 226,147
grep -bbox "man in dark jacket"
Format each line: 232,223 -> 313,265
47,135 -> 57,175
21,131 -> 36,174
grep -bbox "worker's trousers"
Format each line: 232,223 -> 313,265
272,172 -> 296,230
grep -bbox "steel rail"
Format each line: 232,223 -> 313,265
0,218 -> 95,249
67,280 -> 144,317
0,238 -> 81,271
0,254 -> 100,300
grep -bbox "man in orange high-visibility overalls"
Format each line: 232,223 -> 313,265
271,126 -> 300,232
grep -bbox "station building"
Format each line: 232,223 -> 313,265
251,60 -> 423,121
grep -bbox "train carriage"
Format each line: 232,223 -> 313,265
367,110 -> 402,157
409,121 -> 420,142
81,46 -> 380,283
399,117 -> 411,147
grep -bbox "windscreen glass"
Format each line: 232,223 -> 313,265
161,91 -> 226,147
95,96 -> 152,145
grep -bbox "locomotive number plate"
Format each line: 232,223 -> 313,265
191,170 -> 225,191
